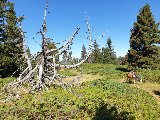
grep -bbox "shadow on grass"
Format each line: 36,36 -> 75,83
153,90 -> 160,96
93,104 -> 135,120
116,68 -> 130,72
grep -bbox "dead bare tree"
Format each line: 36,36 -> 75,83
0,0 -> 108,102
1,0 -> 97,99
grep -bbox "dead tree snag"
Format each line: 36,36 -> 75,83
2,0 -> 106,100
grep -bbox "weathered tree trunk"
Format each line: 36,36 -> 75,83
2,0 -> 107,100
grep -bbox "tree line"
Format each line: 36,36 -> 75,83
0,1 -> 160,78
80,37 -> 118,64
61,3 -> 160,70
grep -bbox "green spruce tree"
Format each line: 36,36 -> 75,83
101,37 -> 116,64
92,40 -> 102,63
62,50 -> 67,64
68,51 -> 72,63
47,42 -> 59,62
127,4 -> 160,70
0,1 -> 23,77
81,44 -> 87,60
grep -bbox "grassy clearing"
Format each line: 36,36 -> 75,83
130,82 -> 160,104
81,63 -> 160,104
59,65 -> 160,105
59,68 -> 78,77
62,74 -> 103,83
0,64 -> 160,119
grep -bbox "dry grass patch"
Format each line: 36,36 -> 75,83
116,77 -> 160,104
62,74 -> 103,83
130,83 -> 160,104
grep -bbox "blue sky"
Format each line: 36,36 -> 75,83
10,0 -> 160,58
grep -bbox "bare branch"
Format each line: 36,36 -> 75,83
46,27 -> 80,55
3,0 -> 100,100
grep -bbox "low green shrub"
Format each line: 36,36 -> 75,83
90,79 -> 160,120
139,69 -> 160,84
81,63 -> 160,84
0,79 -> 159,120
0,64 -> 159,119
80,63 -> 126,79
59,69 -> 78,77
0,77 -> 15,89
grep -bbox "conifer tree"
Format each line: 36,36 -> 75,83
92,40 -> 102,63
62,50 -> 67,64
68,51 -> 72,63
81,44 -> 87,60
0,0 -> 23,77
101,37 -> 116,64
127,4 -> 160,70
47,42 -> 59,62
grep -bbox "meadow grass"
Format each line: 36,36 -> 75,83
0,64 -> 160,119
